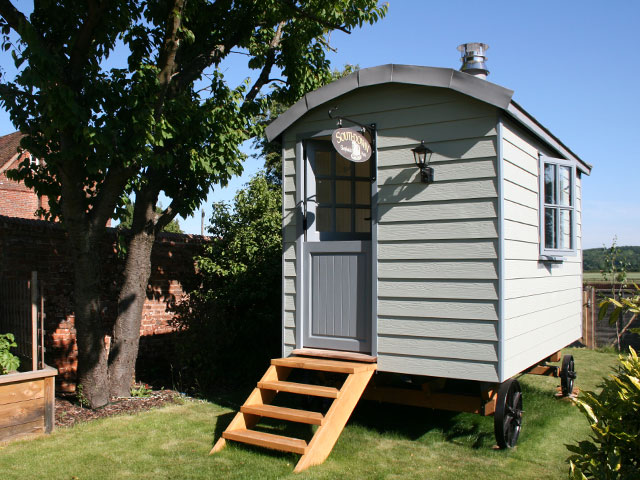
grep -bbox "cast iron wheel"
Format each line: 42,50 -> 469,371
494,378 -> 523,449
560,354 -> 576,396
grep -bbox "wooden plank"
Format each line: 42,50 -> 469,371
378,260 -> 497,280
223,429 -> 308,455
0,419 -> 44,443
505,292 -> 581,322
503,219 -> 538,243
44,376 -> 54,434
378,299 -> 498,321
0,378 -> 44,405
378,220 -> 498,242
0,367 -> 57,386
241,404 -> 324,425
272,357 -> 376,374
377,354 -> 498,382
378,280 -> 498,300
503,158 -> 538,192
378,137 -> 497,168
378,317 -> 498,342
526,365 -> 559,377
505,275 -> 581,299
378,336 -> 498,362
376,117 -> 497,149
294,369 -> 375,472
502,124 -> 539,160
378,158 -> 496,185
378,200 -> 497,223
30,271 -> 37,372
502,140 -> 538,175
549,351 -> 562,362
363,386 -> 489,415
378,241 -> 497,261
503,179 -> 538,208
292,348 -> 377,363
0,397 -> 45,430
505,259 -> 582,280
378,179 -> 497,205
258,380 -> 340,399
503,200 -> 538,227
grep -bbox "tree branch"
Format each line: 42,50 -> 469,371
68,0 -> 109,81
155,0 -> 186,118
244,21 -> 285,104
0,0 -> 34,40
277,0 -> 351,33
90,164 -> 137,230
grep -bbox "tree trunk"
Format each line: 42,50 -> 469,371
68,226 -> 110,408
108,211 -> 157,397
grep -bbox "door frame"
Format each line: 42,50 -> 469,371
291,127 -> 378,356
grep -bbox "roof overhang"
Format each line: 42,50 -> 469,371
265,64 -> 591,175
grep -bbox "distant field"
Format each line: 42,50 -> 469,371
583,271 -> 640,283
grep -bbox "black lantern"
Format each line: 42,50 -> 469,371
412,140 -> 434,183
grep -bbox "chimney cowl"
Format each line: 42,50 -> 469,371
457,42 -> 489,79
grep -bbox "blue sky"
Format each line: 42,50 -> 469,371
0,0 -> 638,248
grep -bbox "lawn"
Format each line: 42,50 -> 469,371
0,348 -> 620,480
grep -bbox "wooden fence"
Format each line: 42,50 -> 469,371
0,272 -> 44,371
582,284 -> 640,350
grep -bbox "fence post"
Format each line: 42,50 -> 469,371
31,271 -> 38,371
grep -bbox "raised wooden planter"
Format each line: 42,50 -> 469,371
0,366 -> 57,443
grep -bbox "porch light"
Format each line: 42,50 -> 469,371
411,141 -> 434,183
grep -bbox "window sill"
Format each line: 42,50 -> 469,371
539,255 -> 566,263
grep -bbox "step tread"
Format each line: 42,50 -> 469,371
241,403 -> 324,425
223,429 -> 308,454
293,348 -> 377,363
258,380 -> 340,399
272,356 -> 377,374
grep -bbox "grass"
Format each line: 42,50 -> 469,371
583,271 -> 640,283
0,348 -> 620,480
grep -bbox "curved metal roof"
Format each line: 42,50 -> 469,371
265,64 -> 590,173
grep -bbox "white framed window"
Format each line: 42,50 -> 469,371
539,155 -> 576,257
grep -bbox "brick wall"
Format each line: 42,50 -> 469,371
0,154 -> 44,220
0,215 -> 208,391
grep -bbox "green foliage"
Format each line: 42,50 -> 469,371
173,173 -> 282,392
130,382 -> 152,398
599,282 -> 640,339
567,348 -> 640,479
583,246 -> 640,273
75,384 -> 90,408
0,333 -> 20,374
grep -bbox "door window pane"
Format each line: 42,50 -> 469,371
336,208 -> 352,232
559,166 -> 571,206
545,208 -> 556,249
559,209 -> 572,249
355,160 -> 370,177
336,155 -> 352,177
336,180 -> 351,204
316,179 -> 332,203
316,207 -> 332,232
315,151 -> 332,175
355,181 -> 370,205
355,208 -> 370,233
544,164 -> 556,204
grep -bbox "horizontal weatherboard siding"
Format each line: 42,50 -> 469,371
501,118 -> 582,379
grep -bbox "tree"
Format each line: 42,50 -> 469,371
118,203 -> 183,234
0,1 -> 387,407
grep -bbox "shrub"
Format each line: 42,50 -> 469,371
0,333 -> 20,374
567,348 -> 640,479
172,173 -> 282,392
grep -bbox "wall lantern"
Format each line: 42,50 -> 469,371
411,141 -> 434,183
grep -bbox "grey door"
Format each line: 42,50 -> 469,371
303,141 -> 372,353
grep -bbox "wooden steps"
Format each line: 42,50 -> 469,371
211,355 -> 377,472
223,429 -> 308,455
241,404 -> 324,425
257,380 -> 339,398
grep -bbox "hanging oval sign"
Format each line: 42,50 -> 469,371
331,128 -> 372,163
